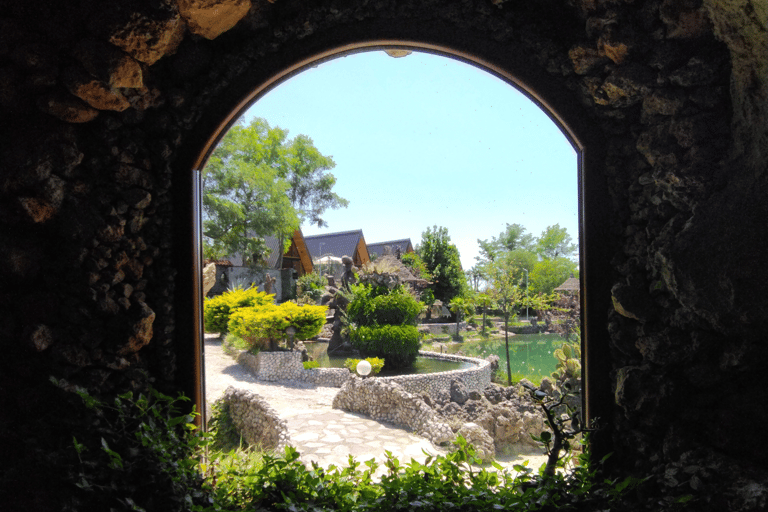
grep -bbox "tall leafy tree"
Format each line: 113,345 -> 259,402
487,255 -> 553,384
416,226 -> 467,304
280,134 -> 348,227
203,130 -> 298,266
203,118 -> 347,266
476,223 -> 536,263
529,257 -> 578,295
476,223 -> 538,288
536,224 -> 577,260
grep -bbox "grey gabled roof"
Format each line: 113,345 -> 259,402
367,238 -> 413,259
554,276 -> 580,292
303,229 -> 365,260
263,235 -> 284,269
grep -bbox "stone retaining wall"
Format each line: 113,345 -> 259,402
236,349 -> 490,398
237,350 -> 350,387
221,386 -> 291,453
332,376 -> 454,446
379,351 -> 491,399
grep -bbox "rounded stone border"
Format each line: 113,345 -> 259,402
376,351 -> 491,399
236,348 -> 491,399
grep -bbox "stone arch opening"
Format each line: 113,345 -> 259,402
178,37 -> 612,457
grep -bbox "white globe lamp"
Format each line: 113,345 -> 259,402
356,359 -> 372,377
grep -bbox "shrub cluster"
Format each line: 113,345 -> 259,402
348,284 -> 423,369
296,272 -> 327,302
229,302 -> 326,351
204,288 -> 274,333
48,382 -> 651,512
348,286 -> 422,326
350,325 -> 420,369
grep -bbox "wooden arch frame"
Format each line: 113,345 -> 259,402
173,26 -> 613,458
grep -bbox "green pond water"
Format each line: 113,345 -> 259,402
428,333 -> 567,379
304,341 -> 475,377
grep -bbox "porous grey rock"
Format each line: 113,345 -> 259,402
450,379 -> 469,405
483,383 -> 505,405
333,375 -> 454,446
456,422 -> 495,463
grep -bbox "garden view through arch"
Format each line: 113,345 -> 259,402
189,43 -> 611,457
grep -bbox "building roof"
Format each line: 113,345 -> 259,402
303,229 -> 369,262
554,276 -> 580,293
366,238 -> 414,259
225,230 -> 313,274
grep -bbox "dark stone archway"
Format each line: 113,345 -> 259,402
1,0 -> 766,508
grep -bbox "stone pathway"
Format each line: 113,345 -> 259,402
203,334 -> 546,474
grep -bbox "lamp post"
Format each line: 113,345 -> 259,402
285,325 -> 296,350
356,359 -> 372,378
318,242 -> 324,275
523,268 -> 529,321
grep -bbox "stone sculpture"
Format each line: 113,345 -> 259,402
341,255 -> 356,292
263,273 -> 276,295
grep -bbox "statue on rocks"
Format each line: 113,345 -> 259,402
341,255 -> 356,292
263,273 -> 276,295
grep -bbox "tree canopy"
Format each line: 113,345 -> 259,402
203,118 -> 347,265
475,223 -> 578,295
416,226 -> 468,304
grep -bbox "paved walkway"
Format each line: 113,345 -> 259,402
203,335 -> 546,473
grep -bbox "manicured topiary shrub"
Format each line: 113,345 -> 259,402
229,302 -> 326,351
348,284 -> 423,369
350,325 -> 420,369
348,287 -> 423,327
204,288 -> 275,333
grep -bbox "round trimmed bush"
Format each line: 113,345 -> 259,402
204,288 -> 274,333
348,286 -> 423,327
228,302 -> 326,351
350,324 -> 420,369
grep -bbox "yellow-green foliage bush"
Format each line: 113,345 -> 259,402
279,302 -> 327,340
204,288 -> 274,333
343,357 -> 385,375
228,302 -> 326,351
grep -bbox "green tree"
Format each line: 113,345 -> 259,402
475,292 -> 494,337
487,256 -> 553,385
280,134 -> 348,227
448,296 -> 474,340
475,224 -> 538,290
486,258 -> 525,386
536,224 -> 577,260
416,226 -> 468,304
203,118 -> 347,265
203,142 -> 298,266
476,223 -> 536,263
530,257 -> 578,295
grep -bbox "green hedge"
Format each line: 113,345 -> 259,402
204,288 -> 275,333
348,286 -> 423,327
350,324 -> 420,369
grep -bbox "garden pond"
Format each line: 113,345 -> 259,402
303,341 -> 476,377
424,333 -> 568,381
303,333 -> 568,379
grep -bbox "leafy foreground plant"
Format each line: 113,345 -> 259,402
199,436 -> 643,512
50,379 -> 208,512
49,380 -> 648,512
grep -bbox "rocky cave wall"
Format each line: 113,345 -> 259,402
0,0 -> 766,507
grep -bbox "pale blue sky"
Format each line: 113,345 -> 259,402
240,50 -> 578,269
